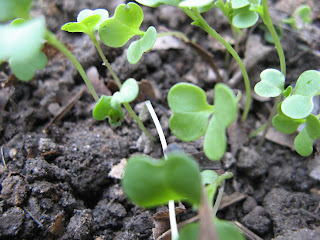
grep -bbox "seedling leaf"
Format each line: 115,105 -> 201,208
0,0 -> 32,21
232,9 -> 259,28
111,78 -> 139,109
305,114 -> 320,140
122,152 -> 202,208
294,128 -> 313,157
127,26 -> 157,64
254,69 -> 285,97
201,170 -> 219,186
292,70 -> 320,97
93,95 -> 124,126
99,3 -> 144,47
231,0 -> 250,9
61,15 -> 101,34
295,5 -> 312,24
272,103 -> 305,134
0,17 -> 46,64
179,0 -> 214,7
282,95 -> 313,119
135,0 -> 180,7
10,51 -> 47,81
204,116 -> 227,161
168,83 -> 214,141
282,86 -> 292,98
77,9 -> 109,31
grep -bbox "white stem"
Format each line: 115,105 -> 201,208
145,100 -> 179,240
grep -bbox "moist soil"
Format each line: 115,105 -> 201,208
1,0 -> 320,239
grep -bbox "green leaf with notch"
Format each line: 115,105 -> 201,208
77,9 -> 109,31
10,51 -> 47,81
93,95 -> 124,126
0,0 -> 32,21
99,2 -> 144,47
110,78 -> 139,109
127,26 -> 157,64
0,17 -> 46,63
122,151 -> 202,208
168,83 -> 214,141
135,0 -> 181,7
231,0 -> 250,9
272,103 -> 305,134
254,68 -> 285,97
292,70 -> 320,96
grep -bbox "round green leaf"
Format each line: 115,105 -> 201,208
231,0 -> 250,9
178,223 -> 199,240
127,26 -> 157,64
110,78 -> 139,109
215,218 -> 246,240
122,152 -> 201,208
254,69 -> 285,97
0,17 -> 46,63
213,83 -> 237,127
168,83 -> 214,141
232,10 -> 259,28
294,128 -> 313,157
306,114 -> 320,140
0,0 -> 32,21
99,2 -> 144,47
9,51 -> 47,81
272,110 -> 305,134
179,0 -> 214,7
135,0 -> 180,7
203,116 -> 227,161
93,95 -> 124,126
293,70 -> 320,97
281,95 -> 313,119
77,9 -> 109,31
201,170 -> 219,186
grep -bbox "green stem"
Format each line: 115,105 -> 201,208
123,102 -> 156,142
258,0 -> 286,148
89,34 -> 122,88
45,30 -> 99,102
157,31 -> 190,42
183,8 -> 252,122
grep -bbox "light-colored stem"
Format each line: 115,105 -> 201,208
145,100 -> 179,240
45,30 -> 99,102
182,8 -> 252,122
212,181 -> 225,217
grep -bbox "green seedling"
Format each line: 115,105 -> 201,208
255,68 -> 320,156
0,17 -> 48,81
92,78 -> 139,126
282,5 -> 312,30
122,151 -> 245,239
168,83 -> 237,161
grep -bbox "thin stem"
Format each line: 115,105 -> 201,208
212,181 -> 225,217
45,30 -> 99,102
145,100 -> 179,240
183,7 -> 251,122
258,0 -> 286,148
157,31 -> 190,42
123,102 -> 156,142
89,34 -> 122,88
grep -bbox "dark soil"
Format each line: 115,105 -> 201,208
1,0 -> 320,239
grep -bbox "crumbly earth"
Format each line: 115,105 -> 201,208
0,0 -> 320,239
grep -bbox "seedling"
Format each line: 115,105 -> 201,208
255,68 -> 320,156
122,151 -> 245,240
282,4 -> 312,30
168,83 -> 238,161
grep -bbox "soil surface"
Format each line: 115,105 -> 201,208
1,0 -> 320,239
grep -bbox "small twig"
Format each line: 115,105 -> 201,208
0,145 -> 8,170
43,85 -> 86,133
23,207 -> 44,228
300,208 -> 320,221
233,221 -> 263,240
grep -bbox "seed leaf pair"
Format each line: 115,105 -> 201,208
122,151 -> 202,207
231,0 -> 261,28
168,83 -> 237,161
0,17 -> 47,81
93,78 -> 138,126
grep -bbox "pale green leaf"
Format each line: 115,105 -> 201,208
282,95 -> 313,119
0,0 -> 32,21
135,0 -> 180,7
231,0 -> 250,9
179,0 -> 214,7
254,69 -> 285,97
110,78 -> 139,109
294,128 -> 313,157
293,70 -> 320,97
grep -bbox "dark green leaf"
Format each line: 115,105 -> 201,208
306,114 -> 320,140
294,128 -> 313,157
